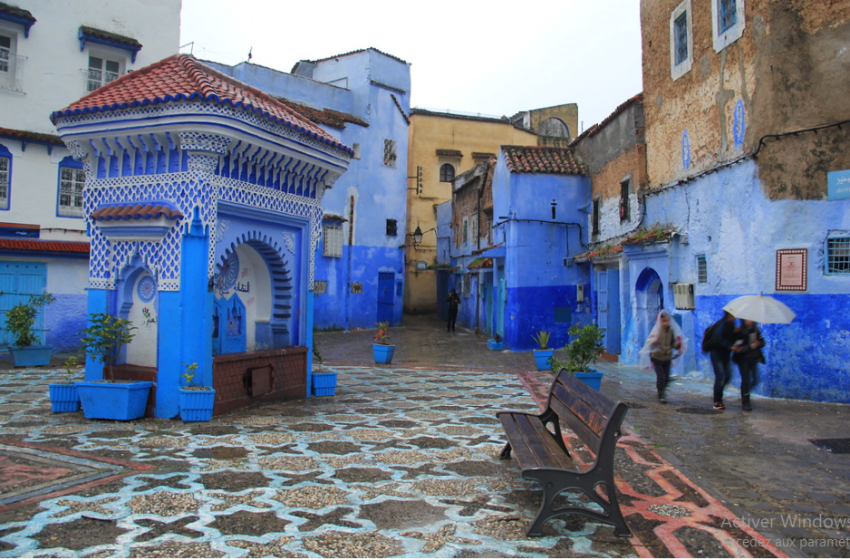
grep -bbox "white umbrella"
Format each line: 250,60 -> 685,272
722,295 -> 796,324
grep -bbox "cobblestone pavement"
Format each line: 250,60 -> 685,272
318,315 -> 850,558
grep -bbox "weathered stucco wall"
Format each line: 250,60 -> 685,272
641,0 -> 850,197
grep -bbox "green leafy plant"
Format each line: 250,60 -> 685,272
374,321 -> 390,345
4,293 -> 55,347
62,356 -> 82,383
181,362 -> 198,386
550,323 -> 606,374
77,314 -> 137,381
531,329 -> 551,350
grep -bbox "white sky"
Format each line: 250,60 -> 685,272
179,0 -> 643,132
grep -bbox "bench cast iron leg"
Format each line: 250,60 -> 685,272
499,442 -> 512,459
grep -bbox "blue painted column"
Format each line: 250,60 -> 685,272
83,288 -> 109,381
155,215 -> 213,418
306,290 -> 314,397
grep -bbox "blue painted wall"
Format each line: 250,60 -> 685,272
206,49 -> 410,330
615,159 -> 850,402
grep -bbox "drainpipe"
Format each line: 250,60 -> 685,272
345,194 -> 355,330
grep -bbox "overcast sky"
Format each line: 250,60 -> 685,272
180,1 -> 643,132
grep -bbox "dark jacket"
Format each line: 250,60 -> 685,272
733,323 -> 766,363
447,293 -> 460,312
712,318 -> 738,354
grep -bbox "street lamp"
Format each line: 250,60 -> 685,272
413,225 -> 423,245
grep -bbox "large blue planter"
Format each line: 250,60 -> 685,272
533,349 -> 554,371
373,344 -> 395,364
49,383 -> 80,413
76,381 -> 153,421
8,345 -> 54,367
179,388 -> 216,422
312,372 -> 337,397
575,370 -> 604,391
487,339 -> 504,351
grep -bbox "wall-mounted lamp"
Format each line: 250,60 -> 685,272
407,225 -> 437,248
551,199 -> 558,220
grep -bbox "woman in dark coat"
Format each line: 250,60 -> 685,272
733,319 -> 766,412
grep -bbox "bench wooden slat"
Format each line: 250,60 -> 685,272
549,382 -> 607,451
499,412 -> 574,471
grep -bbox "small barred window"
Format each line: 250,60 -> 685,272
323,224 -> 343,258
383,139 -> 397,167
826,237 -> 850,274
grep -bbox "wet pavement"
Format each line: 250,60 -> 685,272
0,314 -> 846,557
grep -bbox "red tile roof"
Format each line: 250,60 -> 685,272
92,203 -> 183,222
51,54 -> 353,156
0,239 -> 89,255
0,127 -> 62,145
502,145 -> 585,175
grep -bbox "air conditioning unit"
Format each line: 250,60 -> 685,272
673,283 -> 695,310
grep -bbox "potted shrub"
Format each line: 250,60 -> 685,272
311,341 -> 337,397
75,314 -> 151,421
487,332 -> 504,351
550,323 -> 606,390
532,330 -> 553,371
372,321 -> 395,365
49,356 -> 83,413
5,293 -> 56,367
179,361 -> 216,422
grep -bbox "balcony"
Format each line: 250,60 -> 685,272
0,52 -> 26,92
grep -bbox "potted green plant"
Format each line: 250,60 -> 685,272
373,321 -> 395,364
5,292 -> 56,367
532,329 -> 553,371
75,314 -> 150,421
48,356 -> 83,413
549,323 -> 606,390
179,361 -> 216,422
311,340 -> 337,396
487,332 -> 504,351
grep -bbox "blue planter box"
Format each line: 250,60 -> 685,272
312,372 -> 337,397
8,345 -> 54,367
534,349 -> 554,371
179,388 -> 216,422
575,370 -> 604,391
487,339 -> 504,351
49,383 -> 80,413
76,381 -> 152,421
373,344 -> 395,364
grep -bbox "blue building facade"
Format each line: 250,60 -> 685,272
204,48 -> 410,330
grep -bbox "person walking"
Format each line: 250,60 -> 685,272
446,289 -> 461,332
732,319 -> 766,412
709,311 -> 738,410
639,309 -> 685,404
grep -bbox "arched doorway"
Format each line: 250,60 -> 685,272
116,261 -> 158,368
635,267 -> 664,346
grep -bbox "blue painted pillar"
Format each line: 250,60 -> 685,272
83,288 -> 109,381
306,290 -> 314,397
155,216 -> 213,418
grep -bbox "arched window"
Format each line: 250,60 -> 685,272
440,163 -> 455,183
539,117 -> 570,139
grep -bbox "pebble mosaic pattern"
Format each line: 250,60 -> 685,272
0,367 -> 635,558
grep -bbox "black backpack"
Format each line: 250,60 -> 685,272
701,321 -> 718,353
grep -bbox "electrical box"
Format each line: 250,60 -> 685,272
576,284 -> 585,302
673,283 -> 695,310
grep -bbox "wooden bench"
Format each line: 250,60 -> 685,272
497,369 -> 631,537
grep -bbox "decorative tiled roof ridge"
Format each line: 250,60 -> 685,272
0,127 -> 62,145
302,47 -> 408,66
472,242 -> 503,255
472,152 -> 496,158
51,55 -> 354,156
91,202 -> 183,222
0,238 -> 89,255
571,93 -> 643,146
502,145 -> 586,175
79,25 -> 142,49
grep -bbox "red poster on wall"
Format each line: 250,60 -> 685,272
775,249 -> 808,291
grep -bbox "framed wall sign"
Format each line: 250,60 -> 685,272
775,249 -> 808,291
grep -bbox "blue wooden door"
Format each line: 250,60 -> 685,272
606,269 -> 622,354
216,294 -> 246,354
377,272 -> 394,324
0,262 -> 47,346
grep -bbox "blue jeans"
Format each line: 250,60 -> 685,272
737,360 -> 758,397
711,350 -> 732,403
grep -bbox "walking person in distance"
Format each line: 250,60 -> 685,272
446,289 -> 461,332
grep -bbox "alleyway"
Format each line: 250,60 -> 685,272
0,315 -> 846,557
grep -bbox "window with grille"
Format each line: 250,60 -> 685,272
440,163 -> 455,183
58,161 -> 85,217
719,0 -> 737,32
386,219 -> 397,236
323,223 -> 343,257
674,13 -> 688,64
696,254 -> 708,283
0,152 -> 9,209
670,1 -> 693,80
87,55 -> 121,92
592,198 -> 600,235
619,180 -> 630,222
826,237 -> 850,274
383,139 -> 397,167
314,280 -> 327,294
712,0 -> 744,52
462,218 -> 468,244
0,35 -> 10,75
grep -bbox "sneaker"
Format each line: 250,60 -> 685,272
713,402 -> 726,410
